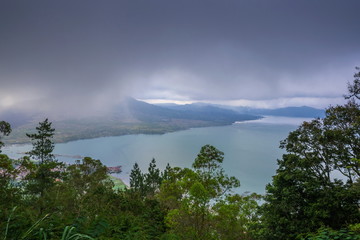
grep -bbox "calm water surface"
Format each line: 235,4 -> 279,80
3,116 -> 311,194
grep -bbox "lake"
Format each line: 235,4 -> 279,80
2,116 -> 312,194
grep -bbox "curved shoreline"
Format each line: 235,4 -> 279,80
4,118 -> 262,145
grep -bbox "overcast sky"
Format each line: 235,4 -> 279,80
0,0 -> 359,117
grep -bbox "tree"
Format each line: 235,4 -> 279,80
160,145 -> 246,240
0,121 -> 11,152
26,118 -> 55,163
0,154 -> 22,231
213,193 -> 261,240
0,122 -> 16,219
259,69 -> 360,239
130,162 -> 145,196
162,163 -> 172,181
65,157 -> 112,200
59,157 -> 115,234
193,144 -> 240,199
144,158 -> 162,197
260,154 -> 359,239
345,67 -> 360,100
130,159 -> 165,198
24,119 -> 62,208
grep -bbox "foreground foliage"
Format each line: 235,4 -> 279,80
258,69 -> 360,239
1,120 -> 258,239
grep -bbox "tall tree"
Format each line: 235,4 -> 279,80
161,163 -> 172,181
129,162 -> 145,196
25,119 -> 62,205
193,144 -> 240,199
160,145 -> 245,240
259,69 -> 360,239
130,159 -> 164,198
144,158 -> 162,197
26,118 -> 55,163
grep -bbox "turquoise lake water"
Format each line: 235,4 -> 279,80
3,116 -> 311,194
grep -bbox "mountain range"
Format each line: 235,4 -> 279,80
158,103 -> 325,118
1,98 -> 324,144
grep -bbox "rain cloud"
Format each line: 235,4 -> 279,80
0,0 -> 359,117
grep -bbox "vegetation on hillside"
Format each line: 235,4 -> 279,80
0,69 -> 359,239
4,98 -> 260,145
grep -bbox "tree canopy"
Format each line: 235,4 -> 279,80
258,68 -> 360,239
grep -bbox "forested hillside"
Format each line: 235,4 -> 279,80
2,98 -> 260,144
0,72 -> 359,239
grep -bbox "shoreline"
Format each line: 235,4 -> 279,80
4,118 -> 262,146
2,115 -> 314,147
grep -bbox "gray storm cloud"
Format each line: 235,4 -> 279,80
0,0 -> 359,116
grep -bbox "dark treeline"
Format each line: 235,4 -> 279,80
0,70 -> 359,239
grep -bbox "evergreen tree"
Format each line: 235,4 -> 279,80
26,118 -> 55,163
25,119 -> 62,204
130,162 -> 145,195
161,163 -> 172,181
144,158 -> 162,196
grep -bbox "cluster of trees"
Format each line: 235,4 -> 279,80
257,69 -> 360,239
0,120 -> 259,239
0,69 -> 359,239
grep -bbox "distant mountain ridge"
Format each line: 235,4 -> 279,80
1,98 -> 260,144
1,98 -> 325,144
234,106 -> 325,118
159,103 -> 325,118
124,98 -> 258,123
